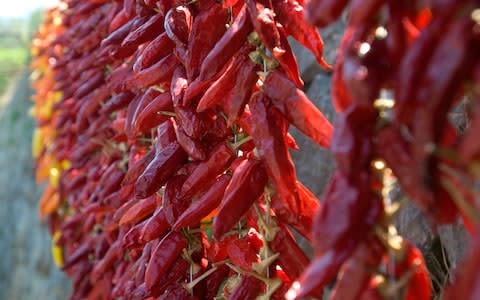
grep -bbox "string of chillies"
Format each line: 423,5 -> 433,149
29,0 -> 480,299
30,0 -> 333,299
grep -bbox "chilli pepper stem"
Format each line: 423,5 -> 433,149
184,266 -> 218,293
226,262 -> 278,284
253,204 -> 279,242
158,111 -> 176,117
257,278 -> 282,300
230,136 -> 253,150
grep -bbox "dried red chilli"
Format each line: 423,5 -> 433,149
213,158 -> 267,239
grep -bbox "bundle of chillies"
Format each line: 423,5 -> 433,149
286,0 -> 480,299
30,0 -> 335,299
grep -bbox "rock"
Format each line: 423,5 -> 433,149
438,223 -> 469,275
394,200 -> 435,252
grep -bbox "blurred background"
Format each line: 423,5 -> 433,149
0,1 -> 69,299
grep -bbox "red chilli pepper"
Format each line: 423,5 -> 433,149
273,0 -> 330,69
134,142 -> 187,199
180,142 -> 235,198
186,2 -> 228,80
125,53 -> 177,90
329,236 -> 385,300
164,5 -> 193,46
311,171 -> 381,255
227,236 -> 260,271
144,231 -> 187,290
140,207 -> 170,243
173,174 -> 231,231
120,13 -> 165,51
133,92 -> 173,134
196,44 -> 254,113
246,0 -> 283,57
248,93 -> 299,214
122,149 -> 155,186
90,239 -> 122,282
133,32 -> 175,72
162,175 -> 190,226
221,54 -> 258,126
305,0 -> 349,28
173,120 -> 207,161
119,194 -> 158,226
213,158 -> 267,239
270,225 -> 309,280
198,3 -> 253,82
263,70 -> 333,147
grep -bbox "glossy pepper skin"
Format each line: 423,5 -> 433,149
122,149 -> 155,186
134,142 -> 187,199
271,181 -> 319,241
196,44 -> 254,113
173,174 -> 231,231
185,1 -> 228,80
140,207 -> 170,243
198,4 -> 253,82
144,231 -> 187,290
162,175 -> 190,226
133,32 -> 175,72
227,236 -> 260,271
246,0 -> 283,57
263,70 -> 333,147
125,53 -> 178,90
270,224 -> 309,279
180,142 -> 235,198
173,121 -> 206,161
221,54 -> 258,126
120,13 -> 165,52
118,194 -> 157,226
248,93 -> 299,214
273,0 -> 329,69
133,92 -> 173,134
213,158 -> 267,239
164,5 -> 193,47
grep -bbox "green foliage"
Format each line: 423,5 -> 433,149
0,47 -> 28,94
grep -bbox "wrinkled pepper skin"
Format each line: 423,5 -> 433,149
264,70 -> 333,147
134,142 -> 187,199
248,93 -> 299,214
173,174 -> 231,231
180,142 -> 235,198
145,231 -> 187,290
198,4 -> 253,82
213,159 -> 267,239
